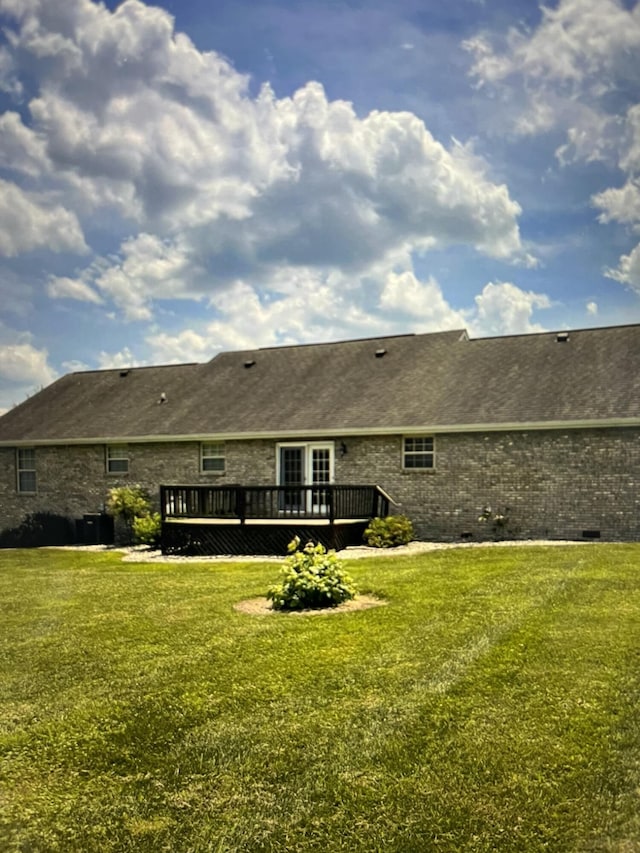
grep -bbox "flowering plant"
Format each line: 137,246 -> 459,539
478,505 -> 510,539
267,538 -> 357,611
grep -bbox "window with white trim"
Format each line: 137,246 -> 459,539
17,448 -> 36,493
106,445 -> 129,474
403,436 -> 434,469
201,442 -> 225,473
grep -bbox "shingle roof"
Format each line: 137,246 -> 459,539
1,324 -> 639,444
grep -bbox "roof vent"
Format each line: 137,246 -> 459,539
556,332 -> 569,343
375,348 -> 387,358
158,392 -> 167,404
244,359 -> 256,368
119,369 -> 130,377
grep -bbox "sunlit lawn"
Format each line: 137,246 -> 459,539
1,543 -> 640,851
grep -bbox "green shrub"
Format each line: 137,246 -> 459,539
364,515 -> 414,548
267,538 -> 357,611
106,485 -> 153,544
132,512 -> 161,548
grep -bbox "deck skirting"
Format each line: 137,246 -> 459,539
161,518 -> 369,556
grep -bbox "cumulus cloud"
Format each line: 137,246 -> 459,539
0,179 -> 87,257
146,329 -> 218,364
593,178 -> 640,227
0,0 -> 527,325
138,275 -> 553,368
470,281 -> 551,336
0,322 -> 58,410
465,0 -> 640,162
379,271 -> 467,330
0,340 -> 57,385
97,346 -> 141,370
604,243 -> 640,291
465,0 -> 640,299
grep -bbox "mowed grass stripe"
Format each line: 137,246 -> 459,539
0,544 -> 639,851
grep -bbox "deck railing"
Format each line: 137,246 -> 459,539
160,484 -> 391,524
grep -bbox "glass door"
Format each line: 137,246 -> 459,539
277,443 -> 334,516
279,445 -> 305,514
310,446 -> 331,515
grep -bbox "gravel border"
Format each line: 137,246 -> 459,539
51,538 -> 595,563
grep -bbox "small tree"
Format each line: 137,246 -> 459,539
106,485 -> 152,544
267,538 -> 357,611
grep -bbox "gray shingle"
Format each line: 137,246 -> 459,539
0,324 -> 638,444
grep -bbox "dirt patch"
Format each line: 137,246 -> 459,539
233,594 -> 387,616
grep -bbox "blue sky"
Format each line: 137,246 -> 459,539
1,0 -> 640,413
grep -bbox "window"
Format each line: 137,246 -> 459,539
201,442 -> 225,473
17,448 -> 36,493
403,436 -> 434,469
107,445 -> 129,474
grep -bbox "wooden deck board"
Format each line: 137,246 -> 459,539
164,517 -> 369,526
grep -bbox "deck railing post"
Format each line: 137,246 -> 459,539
236,487 -> 246,524
160,485 -> 167,521
328,486 -> 335,525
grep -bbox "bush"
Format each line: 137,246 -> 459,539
267,538 -> 357,611
363,515 -> 414,548
0,513 -> 75,549
132,512 -> 161,548
478,505 -> 511,540
106,485 -> 153,544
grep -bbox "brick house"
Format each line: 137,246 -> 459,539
0,324 -> 639,552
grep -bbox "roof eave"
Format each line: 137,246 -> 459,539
1,416 -> 639,446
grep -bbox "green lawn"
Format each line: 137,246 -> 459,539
2,544 -> 640,852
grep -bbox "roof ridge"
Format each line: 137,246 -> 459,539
206,328 -> 468,360
68,362 -> 202,376
470,321 -> 640,342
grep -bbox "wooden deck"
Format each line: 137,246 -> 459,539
160,484 -> 390,556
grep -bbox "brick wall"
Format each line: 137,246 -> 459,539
335,428 -> 640,541
1,427 -> 638,542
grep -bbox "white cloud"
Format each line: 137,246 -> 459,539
593,179 -> 640,227
620,103 -> 640,174
146,329 -> 217,364
586,300 -> 598,315
61,358 -> 90,372
466,0 -> 640,92
379,271 -> 467,330
470,281 -> 552,336
0,0 -> 527,324
0,111 -> 49,175
0,329 -> 58,414
141,274 -> 554,368
92,233 -> 199,320
0,327 -> 57,386
465,0 -> 640,300
465,0 -> 640,161
0,179 -> 87,257
604,243 -> 640,291
47,275 -> 102,303
97,347 -> 142,369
